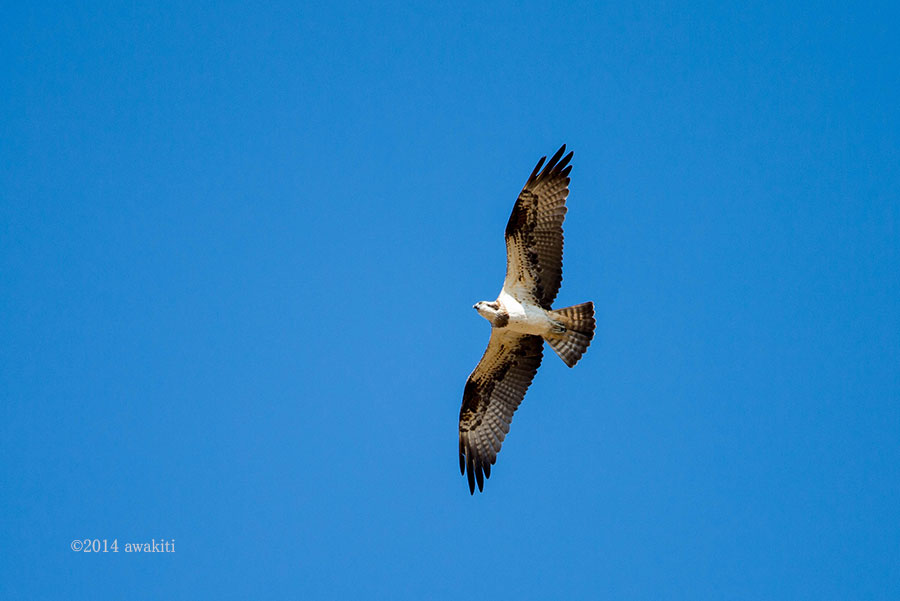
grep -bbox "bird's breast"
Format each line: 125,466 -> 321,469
497,291 -> 550,336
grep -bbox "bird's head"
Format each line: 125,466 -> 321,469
473,300 -> 501,322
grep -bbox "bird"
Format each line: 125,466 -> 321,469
459,144 -> 595,494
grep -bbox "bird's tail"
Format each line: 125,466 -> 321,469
544,302 -> 595,367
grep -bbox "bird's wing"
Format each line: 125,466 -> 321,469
458,329 -> 544,494
503,145 -> 573,308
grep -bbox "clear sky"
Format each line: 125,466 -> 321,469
1,2 -> 898,599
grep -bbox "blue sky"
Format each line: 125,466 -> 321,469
1,2 -> 898,599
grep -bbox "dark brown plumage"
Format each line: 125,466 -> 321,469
458,331 -> 544,493
504,144 -> 573,309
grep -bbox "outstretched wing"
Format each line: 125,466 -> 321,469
503,145 -> 573,308
458,330 -> 544,494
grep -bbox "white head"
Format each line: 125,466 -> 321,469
473,300 -> 507,327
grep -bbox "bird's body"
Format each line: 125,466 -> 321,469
476,291 -> 561,337
459,145 -> 595,494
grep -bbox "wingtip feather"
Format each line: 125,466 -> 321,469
528,156 -> 547,183
547,144 -> 566,168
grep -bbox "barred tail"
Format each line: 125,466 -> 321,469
544,302 -> 595,367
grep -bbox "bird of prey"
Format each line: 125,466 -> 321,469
459,144 -> 595,494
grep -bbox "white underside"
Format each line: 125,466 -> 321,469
498,288 -> 554,336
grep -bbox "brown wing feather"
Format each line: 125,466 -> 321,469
458,330 -> 544,494
503,145 -> 572,308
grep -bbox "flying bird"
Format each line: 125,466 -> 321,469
459,144 -> 595,494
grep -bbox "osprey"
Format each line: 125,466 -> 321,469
459,145 -> 595,494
